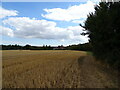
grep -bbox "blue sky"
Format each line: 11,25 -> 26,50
0,1 -> 97,46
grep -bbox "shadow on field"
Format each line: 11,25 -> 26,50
77,56 -> 85,66
77,55 -> 92,67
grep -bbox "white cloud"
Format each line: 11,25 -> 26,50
72,19 -> 85,24
3,17 -> 88,43
0,26 -> 14,37
0,7 -> 18,19
2,40 -> 25,45
42,1 -> 95,22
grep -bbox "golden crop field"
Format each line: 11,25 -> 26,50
2,50 -> 119,88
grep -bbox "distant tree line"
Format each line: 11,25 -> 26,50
81,1 -> 120,68
0,43 -> 92,51
1,44 -> 53,50
66,43 -> 92,51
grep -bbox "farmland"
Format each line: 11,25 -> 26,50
2,50 -> 119,88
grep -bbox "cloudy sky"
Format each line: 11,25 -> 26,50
0,1 -> 97,46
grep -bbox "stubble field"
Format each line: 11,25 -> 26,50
2,50 -> 119,88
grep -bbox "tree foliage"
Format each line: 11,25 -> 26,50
81,2 -> 120,68
66,43 -> 92,51
1,44 -> 53,50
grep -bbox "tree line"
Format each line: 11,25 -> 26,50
81,1 -> 120,69
1,44 -> 53,50
66,43 -> 92,51
0,43 -> 92,51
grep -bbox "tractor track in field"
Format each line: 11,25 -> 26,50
78,56 -> 119,88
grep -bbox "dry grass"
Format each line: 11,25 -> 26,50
2,50 -> 118,88
2,50 -> 86,88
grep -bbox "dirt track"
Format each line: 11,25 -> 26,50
78,56 -> 119,88
2,50 -> 119,88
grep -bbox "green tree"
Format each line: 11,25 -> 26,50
81,2 -> 120,68
24,44 -> 31,50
